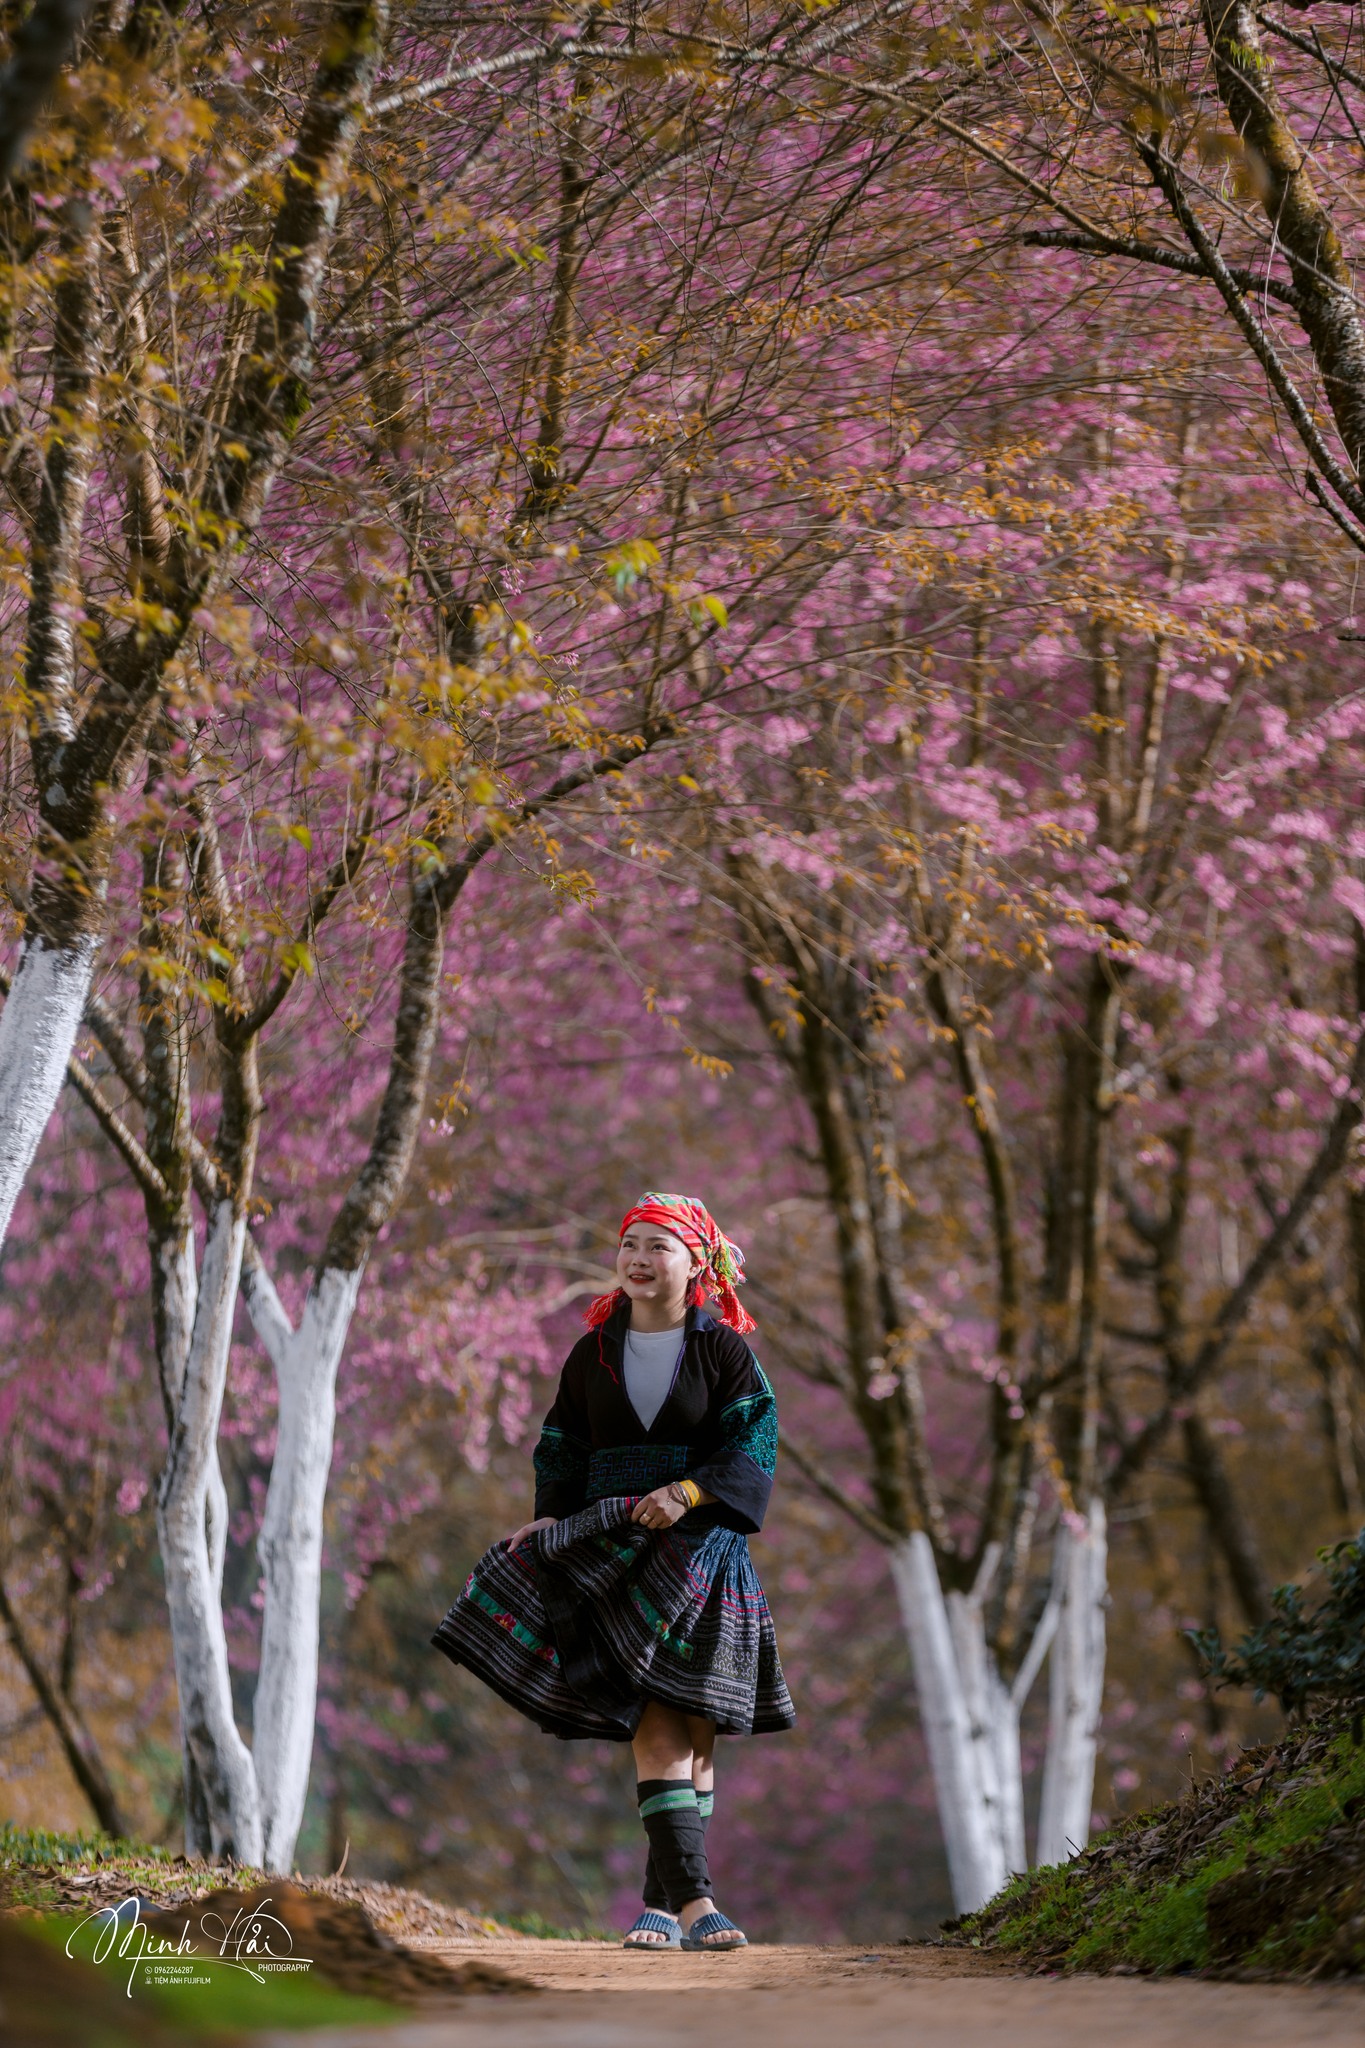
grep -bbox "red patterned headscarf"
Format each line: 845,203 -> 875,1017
586,1191 -> 756,1335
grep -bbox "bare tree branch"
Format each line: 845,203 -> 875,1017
779,1428 -> 896,1546
1020,225 -> 1302,308
64,1048 -> 167,1203
0,1569 -> 129,1836
1111,1028 -> 1365,1491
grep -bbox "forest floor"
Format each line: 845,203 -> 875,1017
311,1934 -> 1365,2045
9,1907 -> 1365,2048
7,1757 -> 1365,2048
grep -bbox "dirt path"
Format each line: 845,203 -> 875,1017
254,1938 -> 1365,2048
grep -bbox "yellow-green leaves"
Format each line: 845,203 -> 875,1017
280,941 -> 315,981
604,539 -> 662,594
689,594 -> 728,630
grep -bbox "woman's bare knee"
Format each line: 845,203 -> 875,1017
685,1714 -> 716,1763
632,1701 -> 693,1778
684,1715 -> 716,1787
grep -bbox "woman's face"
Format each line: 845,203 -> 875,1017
616,1225 -> 702,1312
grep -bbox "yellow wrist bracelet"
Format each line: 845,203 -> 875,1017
678,1479 -> 702,1510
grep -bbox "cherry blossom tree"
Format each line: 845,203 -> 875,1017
4,0 -> 980,1867
6,0 -> 1365,1923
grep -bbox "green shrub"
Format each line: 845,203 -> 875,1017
1191,1527 -> 1365,1723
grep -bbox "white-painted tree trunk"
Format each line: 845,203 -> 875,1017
889,1532 -> 1014,1912
0,934 -> 98,1249
245,1259 -> 363,1872
153,1224 -> 242,1857
183,1435 -> 235,1858
157,1232 -> 200,1411
1036,1498 -> 1108,1868
889,1512 -> 1102,1914
144,1226 -> 369,1875
156,1199 -> 263,1864
946,1569 -> 1028,1880
148,1228 -> 366,1873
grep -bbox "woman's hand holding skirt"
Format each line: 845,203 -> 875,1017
431,1495 -> 795,1740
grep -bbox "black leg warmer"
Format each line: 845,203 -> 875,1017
636,1780 -> 711,1913
643,1786 -> 712,1910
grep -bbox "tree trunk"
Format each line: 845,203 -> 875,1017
2,212 -> 104,1253
1182,1407 -> 1272,1626
946,1569 -> 1027,1879
252,1265 -> 363,1872
887,1532 -> 1013,1913
1197,0 -> 1365,482
182,1440 -> 233,1861
0,0 -> 96,188
155,1197 -> 262,1864
0,932 -> 98,1246
1036,1499 -> 1108,1868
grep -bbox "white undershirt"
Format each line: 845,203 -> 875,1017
623,1324 -> 684,1431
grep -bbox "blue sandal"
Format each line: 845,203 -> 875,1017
680,1910 -> 747,1951
623,1909 -> 681,1950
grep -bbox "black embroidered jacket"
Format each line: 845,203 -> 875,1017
532,1302 -> 778,1535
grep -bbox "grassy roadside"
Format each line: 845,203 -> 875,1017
12,1907 -> 406,2033
0,1819 -> 512,1938
0,1822 -> 201,1912
951,1711 -> 1365,1977
2,1823 -> 536,2039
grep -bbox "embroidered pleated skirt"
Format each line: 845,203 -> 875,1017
431,1495 -> 795,1740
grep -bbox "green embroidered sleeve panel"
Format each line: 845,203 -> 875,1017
689,1343 -> 778,1535
718,1371 -> 780,1474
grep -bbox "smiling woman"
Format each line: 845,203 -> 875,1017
432,1192 -> 793,1952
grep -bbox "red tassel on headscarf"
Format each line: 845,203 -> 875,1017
585,1193 -> 757,1335
584,1288 -> 627,1329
